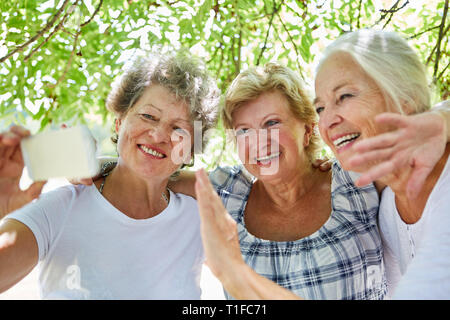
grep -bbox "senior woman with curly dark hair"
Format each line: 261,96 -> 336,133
0,50 -> 220,299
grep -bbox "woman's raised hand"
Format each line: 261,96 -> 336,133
348,111 -> 447,199
0,125 -> 46,217
194,169 -> 244,282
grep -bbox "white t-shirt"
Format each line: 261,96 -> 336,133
379,156 -> 450,299
393,182 -> 450,299
6,184 -> 204,299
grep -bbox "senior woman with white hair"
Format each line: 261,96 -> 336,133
314,29 -> 450,299
194,29 -> 450,300
0,50 -> 220,299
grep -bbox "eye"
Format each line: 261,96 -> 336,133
235,128 -> 250,136
338,93 -> 354,102
265,119 -> 279,127
140,113 -> 157,121
315,106 -> 324,115
174,127 -> 189,136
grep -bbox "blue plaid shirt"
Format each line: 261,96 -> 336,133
209,162 -> 387,300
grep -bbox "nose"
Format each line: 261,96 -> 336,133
319,106 -> 343,131
148,123 -> 171,144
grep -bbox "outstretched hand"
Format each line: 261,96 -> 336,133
347,112 -> 447,199
194,169 -> 244,281
312,158 -> 333,172
0,126 -> 46,217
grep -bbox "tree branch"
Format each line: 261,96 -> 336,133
235,30 -> 242,76
373,0 -> 409,28
433,0 -> 449,80
356,0 -> 363,29
379,0 -> 409,14
407,25 -> 441,39
426,23 -> 450,65
80,0 -> 104,28
256,0 -> 283,66
232,0 -> 242,76
24,2 -> 78,62
275,11 -> 304,79
437,60 -> 449,82
0,0 -> 72,63
47,28 -> 81,89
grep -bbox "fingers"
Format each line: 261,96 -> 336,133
195,169 -> 224,217
195,168 -> 215,196
312,158 -> 332,172
354,161 -> 396,187
69,178 -> 94,185
195,169 -> 235,233
9,125 -> 31,136
352,131 -> 399,153
0,132 -> 22,146
0,126 -> 30,146
0,127 -> 28,169
312,159 -> 322,168
195,169 -> 223,239
348,147 -> 396,168
374,113 -> 410,128
195,169 -> 217,217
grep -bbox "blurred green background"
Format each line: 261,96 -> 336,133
1,0 -> 448,169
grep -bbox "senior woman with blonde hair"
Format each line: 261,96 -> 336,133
194,29 -> 450,300
0,50 -> 220,299
179,62 -> 387,300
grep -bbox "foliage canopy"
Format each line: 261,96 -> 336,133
0,0 -> 448,165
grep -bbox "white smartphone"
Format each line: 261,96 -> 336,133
20,125 -> 100,181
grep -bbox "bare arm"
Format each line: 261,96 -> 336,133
194,169 -> 301,300
168,171 -> 197,198
431,100 -> 450,142
0,219 -> 38,293
221,261 -> 301,300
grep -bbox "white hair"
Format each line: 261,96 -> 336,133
316,29 -> 431,114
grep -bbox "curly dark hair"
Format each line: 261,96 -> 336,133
106,50 -> 221,167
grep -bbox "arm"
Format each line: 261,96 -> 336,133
431,100 -> 450,141
168,170 -> 197,198
194,169 -> 301,300
347,100 -> 450,200
169,160 -> 332,199
0,219 -> 39,293
72,158 -> 199,198
0,126 -> 46,217
221,262 -> 301,300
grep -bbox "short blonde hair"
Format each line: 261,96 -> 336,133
223,62 -> 322,162
317,29 -> 431,114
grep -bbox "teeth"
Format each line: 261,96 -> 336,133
333,133 -> 360,148
140,145 -> 165,158
256,152 -> 280,162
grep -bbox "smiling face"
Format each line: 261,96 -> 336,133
115,84 -> 194,180
232,89 -> 312,181
314,52 -> 394,171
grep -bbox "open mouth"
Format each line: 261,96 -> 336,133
138,144 -> 167,158
333,133 -> 361,150
255,151 -> 281,165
